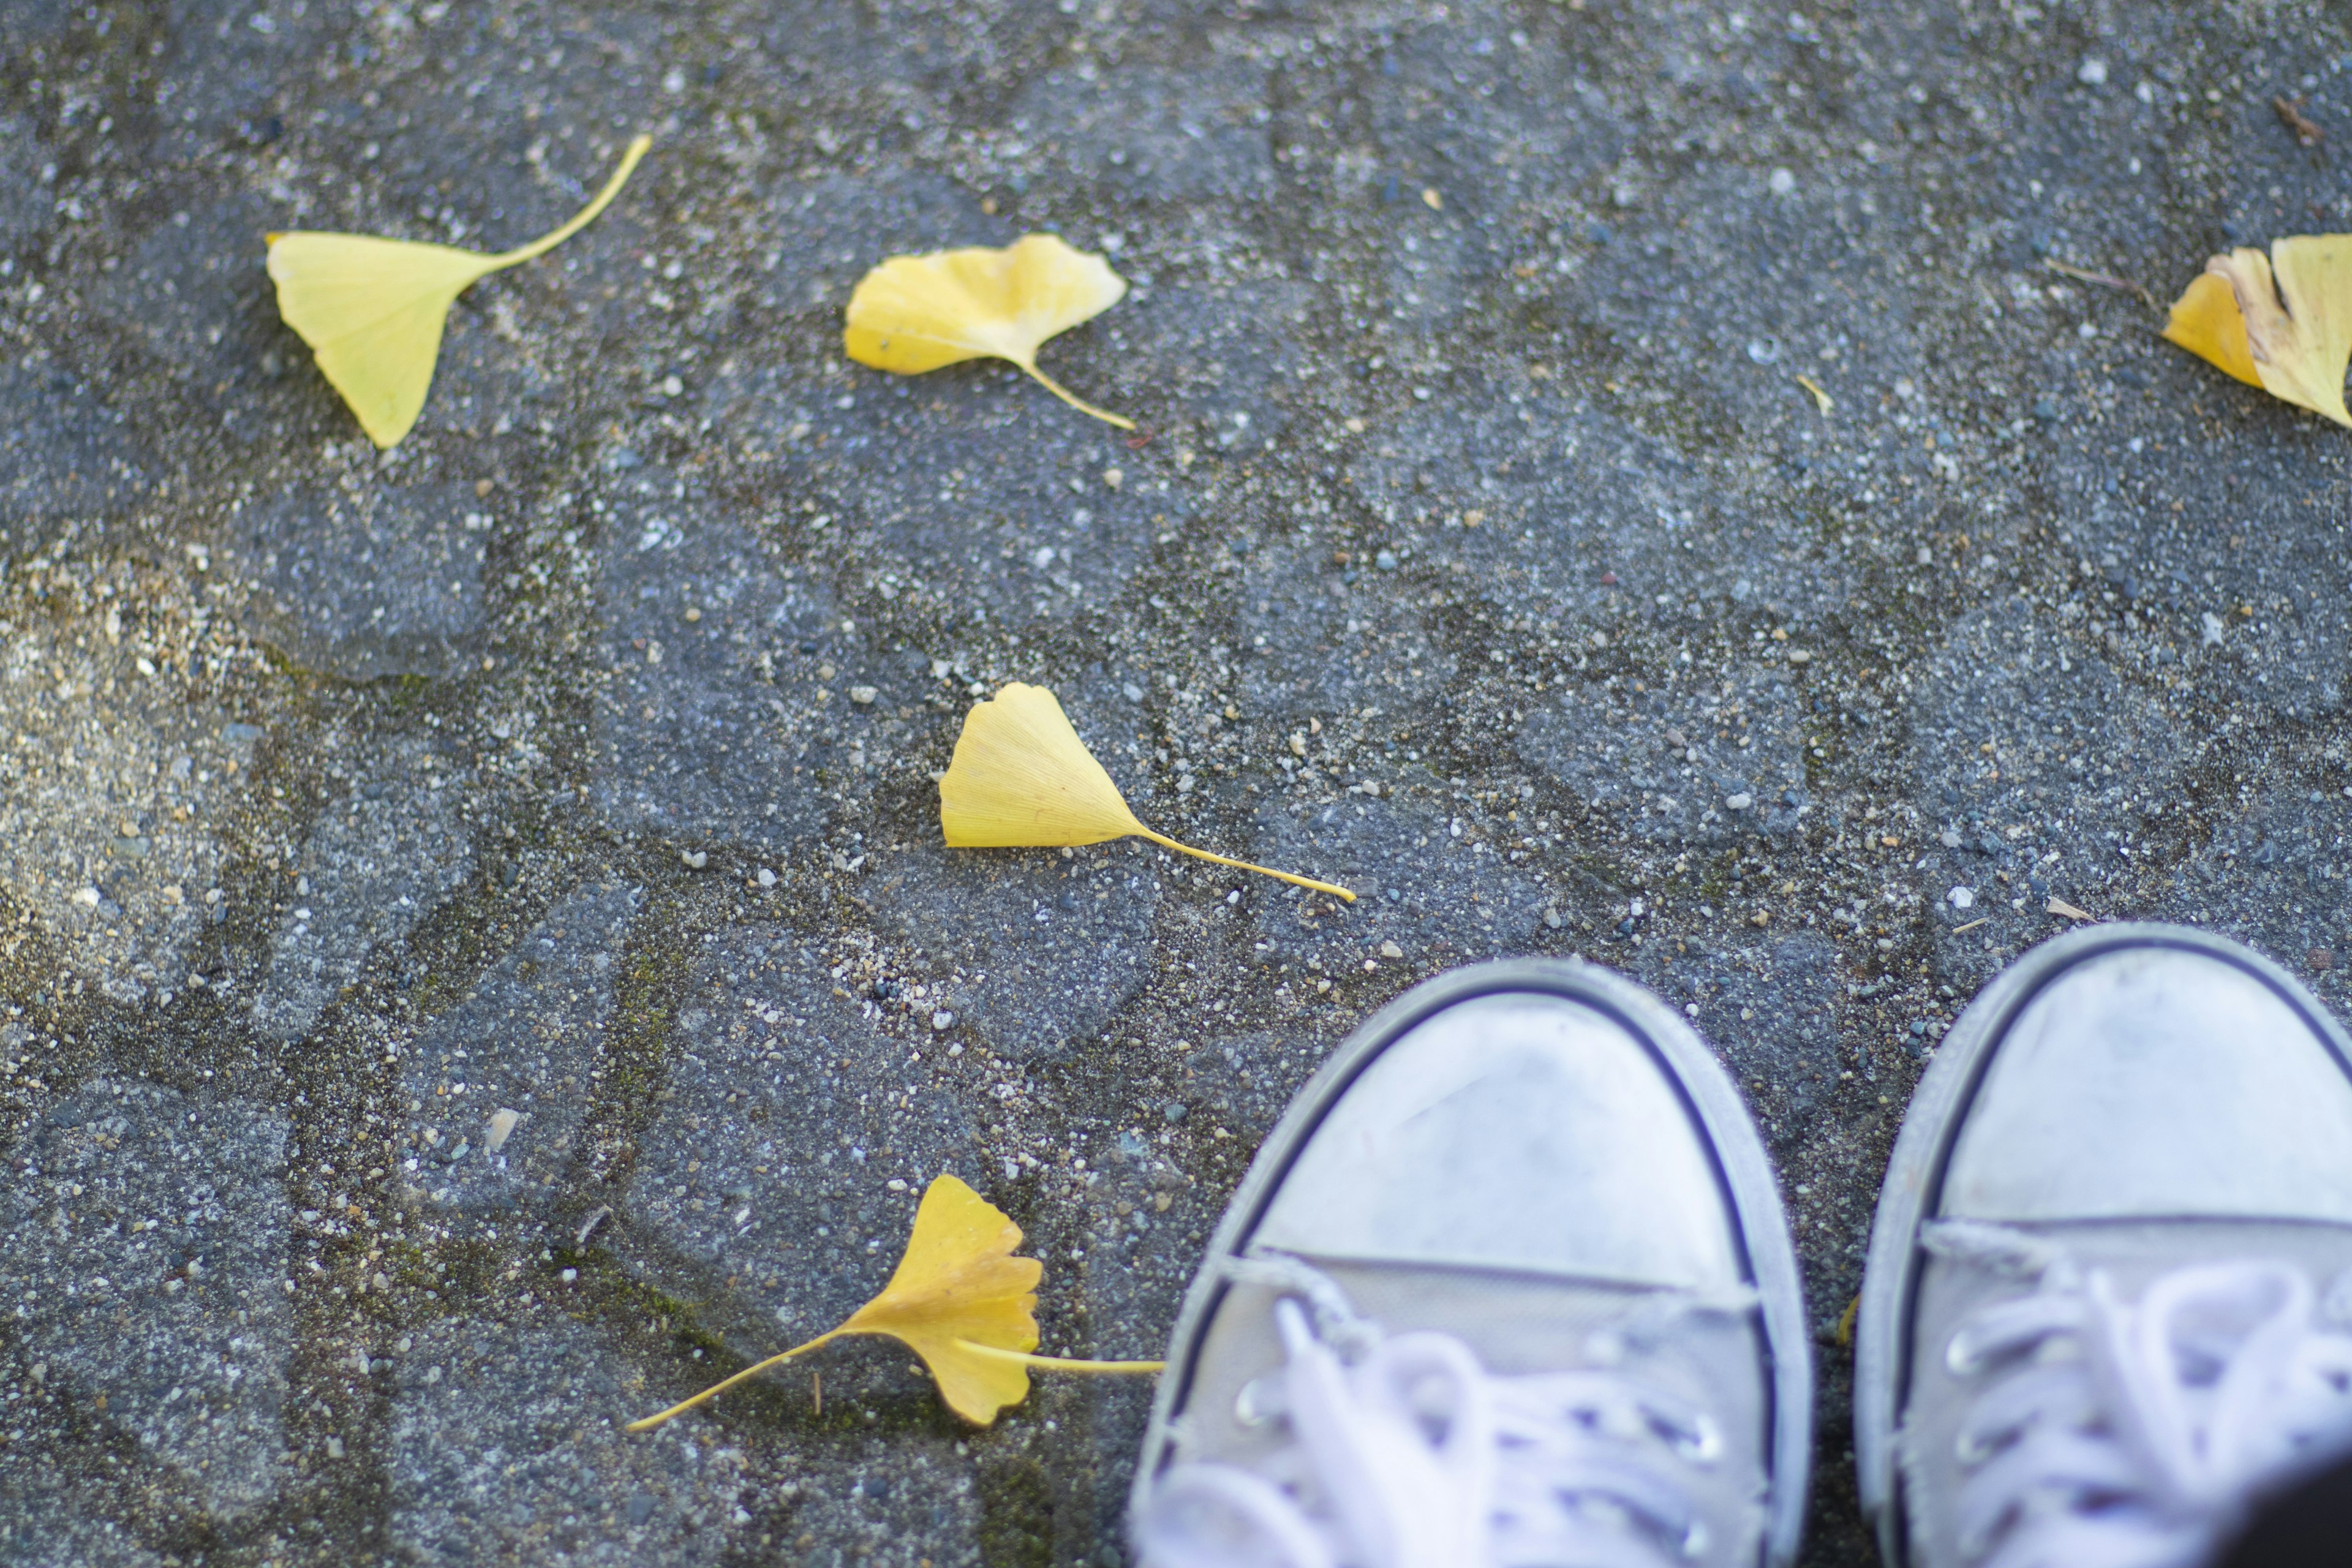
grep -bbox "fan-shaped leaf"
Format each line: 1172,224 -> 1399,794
266,134 -> 651,447
844,234 -> 1133,428
627,1175 -> 1159,1431
941,683 -> 1354,901
2164,235 -> 2352,426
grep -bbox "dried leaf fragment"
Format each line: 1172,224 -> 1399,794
2042,257 -> 2156,309
843,234 -> 1133,427
266,134 -> 651,447
2163,235 -> 2352,427
941,683 -> 1354,901
627,1175 -> 1158,1431
2276,96 -> 2325,148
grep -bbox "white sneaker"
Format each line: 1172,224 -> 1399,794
1857,924 -> 2352,1568
1129,959 -> 1812,1567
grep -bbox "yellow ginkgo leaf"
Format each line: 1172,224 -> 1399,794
266,134 -> 652,447
2163,272 -> 2262,389
2163,235 -> 2352,426
831,1174 -> 1049,1422
941,682 -> 1354,902
843,234 -> 1134,428
627,1175 -> 1159,1431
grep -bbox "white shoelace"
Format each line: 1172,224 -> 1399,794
1923,1221 -> 2352,1568
1135,1263 -> 1734,1568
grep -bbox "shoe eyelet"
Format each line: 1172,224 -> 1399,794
1234,1374 -> 1284,1429
1673,1412 -> 1723,1466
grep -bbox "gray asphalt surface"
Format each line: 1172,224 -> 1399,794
4,1 -> 2352,1562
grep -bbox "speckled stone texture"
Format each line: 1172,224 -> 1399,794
7,2 -> 2352,1563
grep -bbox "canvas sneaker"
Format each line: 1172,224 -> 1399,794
1857,924 -> 2352,1568
1128,958 -> 1812,1568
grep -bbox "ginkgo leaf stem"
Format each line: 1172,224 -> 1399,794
625,1328 -> 840,1433
492,134 -> 654,270
951,1340 -> 1166,1374
1017,359 -> 1137,430
1134,827 -> 1355,902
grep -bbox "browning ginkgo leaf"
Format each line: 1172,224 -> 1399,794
266,134 -> 652,447
940,682 -> 1354,902
627,1175 -> 1159,1431
2163,235 -> 2352,426
843,234 -> 1134,428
